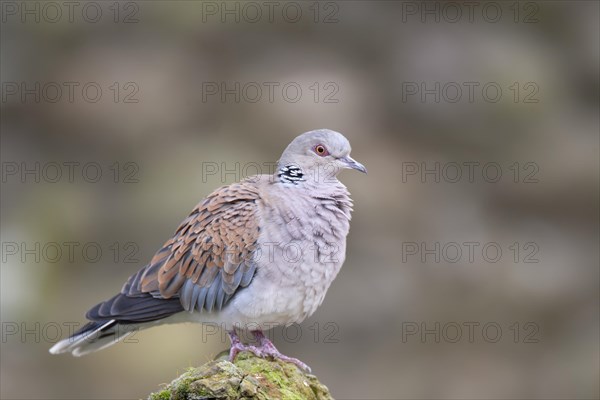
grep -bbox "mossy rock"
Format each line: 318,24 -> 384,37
148,351 -> 334,400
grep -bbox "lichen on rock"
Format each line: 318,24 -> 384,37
148,351 -> 334,400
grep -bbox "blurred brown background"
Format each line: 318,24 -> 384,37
1,1 -> 598,399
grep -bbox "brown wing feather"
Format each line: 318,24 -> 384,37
138,181 -> 261,312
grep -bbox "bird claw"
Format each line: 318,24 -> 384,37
263,350 -> 312,373
253,338 -> 312,372
228,341 -> 261,362
227,330 -> 312,373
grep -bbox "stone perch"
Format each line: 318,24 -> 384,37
148,351 -> 334,400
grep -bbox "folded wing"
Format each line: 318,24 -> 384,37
87,181 -> 261,323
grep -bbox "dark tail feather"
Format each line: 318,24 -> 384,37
49,320 -> 137,356
50,289 -> 184,356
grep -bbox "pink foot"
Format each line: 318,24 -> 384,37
253,330 -> 312,373
227,330 -> 311,373
227,330 -> 262,362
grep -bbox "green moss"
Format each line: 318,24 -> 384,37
147,351 -> 333,400
148,389 -> 170,400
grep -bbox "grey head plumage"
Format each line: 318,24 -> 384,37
277,129 -> 366,184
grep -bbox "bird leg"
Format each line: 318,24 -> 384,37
252,330 -> 312,372
227,329 -> 311,372
227,330 -> 261,362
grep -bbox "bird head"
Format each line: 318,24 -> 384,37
277,129 -> 366,184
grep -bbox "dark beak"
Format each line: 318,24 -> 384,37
340,155 -> 367,174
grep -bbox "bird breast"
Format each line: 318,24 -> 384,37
249,183 -> 353,324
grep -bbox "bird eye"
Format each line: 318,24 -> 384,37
314,144 -> 329,157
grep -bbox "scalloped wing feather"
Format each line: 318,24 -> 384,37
137,181 -> 262,313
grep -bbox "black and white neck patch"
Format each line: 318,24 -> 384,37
278,165 -> 305,184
